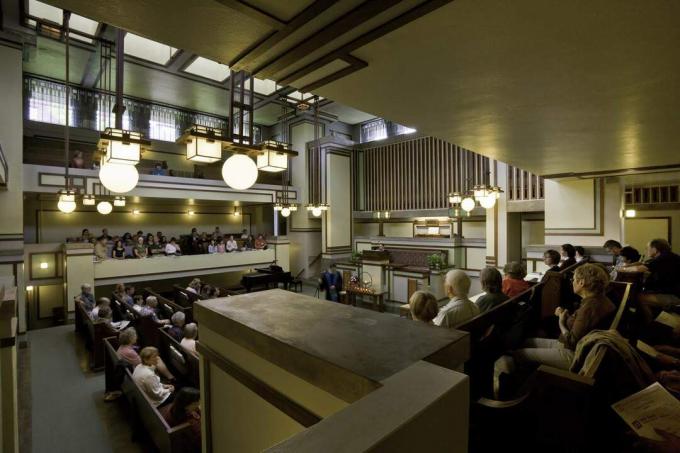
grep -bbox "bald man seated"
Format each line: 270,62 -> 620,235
433,269 -> 480,328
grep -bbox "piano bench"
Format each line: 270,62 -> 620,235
290,279 -> 303,293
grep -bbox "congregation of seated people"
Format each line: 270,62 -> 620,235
69,226 -> 271,260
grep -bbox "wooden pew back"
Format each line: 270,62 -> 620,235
173,285 -> 197,307
158,328 -> 200,388
144,288 -> 193,323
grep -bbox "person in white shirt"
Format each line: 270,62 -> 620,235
132,347 -> 174,407
90,297 -> 111,320
165,237 -> 181,256
226,235 -> 238,252
180,323 -> 198,354
240,229 -> 248,239
433,269 -> 480,328
185,278 -> 201,295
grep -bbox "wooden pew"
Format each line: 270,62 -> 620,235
158,328 -> 200,388
144,288 -> 193,323
173,285 -> 199,307
120,362 -> 197,453
75,301 -> 118,370
538,260 -> 585,319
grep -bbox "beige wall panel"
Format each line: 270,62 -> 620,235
545,179 -> 595,229
462,222 -> 486,239
382,222 -> 413,238
624,218 -> 669,254
326,154 -> 351,248
625,209 -> 679,253
465,248 -> 486,271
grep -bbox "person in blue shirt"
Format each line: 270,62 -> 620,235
321,264 -> 343,302
75,283 -> 95,311
150,162 -> 166,176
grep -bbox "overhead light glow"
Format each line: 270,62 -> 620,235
82,195 -> 95,206
461,197 -> 476,212
124,33 -> 178,65
625,209 -> 636,218
40,262 -> 49,269
184,56 -> 230,81
57,190 -> 77,213
99,161 -> 139,193
97,201 -> 113,215
132,209 -> 140,215
113,196 -> 126,207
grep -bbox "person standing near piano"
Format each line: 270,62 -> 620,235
321,264 -> 343,302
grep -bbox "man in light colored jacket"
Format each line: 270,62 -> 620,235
433,269 -> 479,328
132,347 -> 174,407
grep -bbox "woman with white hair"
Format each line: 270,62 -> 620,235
433,269 -> 480,328
167,311 -> 186,341
181,323 -> 198,354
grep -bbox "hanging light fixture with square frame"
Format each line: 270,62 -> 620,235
113,196 -> 126,207
98,127 -> 149,165
82,194 -> 96,206
177,125 -> 229,163
253,140 -> 298,172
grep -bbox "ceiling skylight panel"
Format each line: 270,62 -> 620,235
28,0 -> 62,25
124,33 -> 178,65
183,57 -> 231,82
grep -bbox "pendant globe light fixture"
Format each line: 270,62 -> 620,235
57,12 -> 77,214
99,158 -> 139,193
97,200 -> 113,215
461,196 -> 476,213
82,194 -> 96,206
305,96 -> 329,217
57,190 -> 77,214
222,153 -> 258,190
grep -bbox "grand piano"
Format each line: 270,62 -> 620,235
241,266 -> 293,292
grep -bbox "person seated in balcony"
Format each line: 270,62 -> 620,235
158,235 -> 168,247
112,239 -> 126,259
320,264 -> 343,302
476,267 -> 509,313
186,278 -> 202,295
167,312 -> 186,342
244,235 -> 255,250
133,236 -> 148,259
94,237 -> 108,261
255,234 -> 267,250
559,243 -> 577,269
226,235 -> 238,252
90,297 -> 111,320
240,229 -> 249,239
132,347 -> 175,407
80,228 -> 92,243
620,239 -> 680,314
502,262 -> 530,298
575,246 -> 587,263
498,264 -> 615,372
214,226 -> 221,237
181,323 -> 198,354
74,283 -> 95,311
99,228 -> 112,241
207,239 -> 218,254
156,231 -> 163,243
543,249 -> 562,273
165,237 -> 181,256
604,239 -> 624,267
122,232 -> 133,245
70,150 -> 85,169
433,270 -> 479,327
408,291 -> 439,324
619,246 -> 642,267
147,235 -> 162,255
216,237 -> 226,253
159,387 -> 201,453
150,162 -> 166,176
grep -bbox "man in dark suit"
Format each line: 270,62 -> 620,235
321,264 -> 343,302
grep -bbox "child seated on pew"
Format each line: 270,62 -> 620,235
159,387 -> 201,453
117,328 -> 175,381
132,347 -> 175,407
181,323 -> 198,354
502,262 -> 531,298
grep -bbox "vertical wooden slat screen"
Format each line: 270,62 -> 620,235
357,136 -> 495,211
505,164 -> 545,201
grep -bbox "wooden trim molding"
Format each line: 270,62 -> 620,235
197,342 -> 321,429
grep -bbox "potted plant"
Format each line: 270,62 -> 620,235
351,251 -> 362,264
427,253 -> 443,270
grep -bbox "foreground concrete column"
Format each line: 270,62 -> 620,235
485,161 -> 510,267
0,288 -> 18,453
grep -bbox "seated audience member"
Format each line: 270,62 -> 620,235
117,327 -> 175,380
200,284 -> 219,299
168,312 -> 186,342
619,245 -> 641,266
75,283 -> 95,311
147,235 -> 161,255
604,239 -> 624,266
186,278 -> 202,295
133,236 -> 147,259
216,238 -> 226,253
501,264 -> 616,371
139,296 -> 170,325
100,228 -> 112,241
113,283 -> 126,300
245,234 -> 255,249
254,234 -> 267,250
70,150 -> 85,168
159,387 -> 201,453
132,347 -> 174,407
240,229 -> 248,239
123,286 -> 135,307
151,162 -> 166,176
543,249 -> 562,273
91,297 -> 111,320
165,237 -> 181,256
476,267 -> 509,313
621,239 -> 680,311
159,235 -> 168,247
81,228 -> 92,243
122,232 -> 133,245
208,239 -> 217,254
181,323 -> 198,354
409,291 -> 439,324
559,243 -> 577,269
502,262 -> 531,298
132,295 -> 144,309
575,246 -> 587,263
226,235 -> 238,252
112,239 -> 126,259
94,237 -> 108,261
320,264 -> 343,302
214,226 -> 221,237
98,306 -> 127,330
433,270 -> 480,327
156,231 -> 163,244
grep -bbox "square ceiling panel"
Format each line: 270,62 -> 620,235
183,56 -> 231,82
253,78 -> 279,95
28,0 -> 62,24
124,32 -> 178,65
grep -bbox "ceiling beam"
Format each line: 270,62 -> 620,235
212,0 -> 286,30
252,0 -> 403,79
253,85 -> 297,110
79,23 -> 114,88
278,0 -> 454,87
230,0 -> 339,72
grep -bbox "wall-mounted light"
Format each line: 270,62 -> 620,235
233,207 -> 241,216
625,209 -> 636,218
188,210 -> 195,216
26,286 -> 34,291
132,209 -> 140,215
113,196 -> 126,207
40,262 -> 49,269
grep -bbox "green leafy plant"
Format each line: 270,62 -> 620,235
351,251 -> 362,263
427,253 -> 444,269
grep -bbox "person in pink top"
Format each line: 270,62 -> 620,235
216,238 -> 226,253
116,327 -> 174,380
